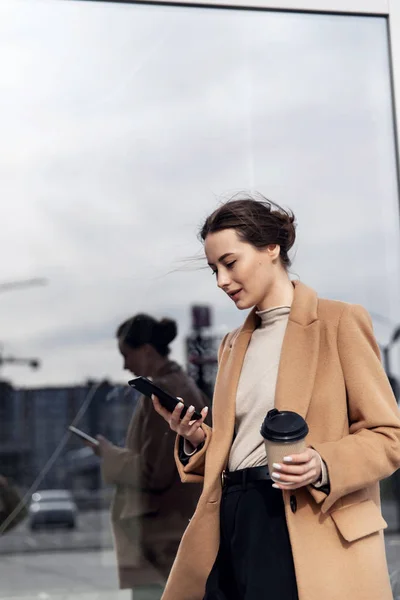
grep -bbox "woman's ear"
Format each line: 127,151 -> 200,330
142,343 -> 153,357
267,244 -> 281,261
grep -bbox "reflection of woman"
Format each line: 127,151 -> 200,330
90,314 -> 208,596
154,197 -> 400,600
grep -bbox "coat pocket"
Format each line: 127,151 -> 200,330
330,499 -> 387,542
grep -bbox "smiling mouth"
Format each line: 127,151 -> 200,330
228,289 -> 242,300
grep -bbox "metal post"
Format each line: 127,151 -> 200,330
195,330 -> 206,393
382,345 -> 391,374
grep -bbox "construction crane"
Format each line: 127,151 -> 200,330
0,278 -> 48,294
0,354 -> 39,369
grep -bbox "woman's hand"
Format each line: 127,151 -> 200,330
152,395 -> 208,449
84,435 -> 112,458
271,448 -> 322,490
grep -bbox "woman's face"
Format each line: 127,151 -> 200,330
118,339 -> 150,376
204,228 -> 281,311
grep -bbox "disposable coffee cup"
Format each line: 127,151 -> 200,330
260,408 -> 309,468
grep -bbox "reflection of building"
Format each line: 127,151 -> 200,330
0,381 -> 30,482
185,305 -> 225,400
0,307 -> 223,493
0,380 -> 139,491
64,384 -> 139,493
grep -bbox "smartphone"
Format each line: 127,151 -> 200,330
68,425 -> 99,446
128,376 -> 203,420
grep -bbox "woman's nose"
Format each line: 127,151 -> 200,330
217,270 -> 231,290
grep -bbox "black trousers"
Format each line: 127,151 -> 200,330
204,479 -> 299,600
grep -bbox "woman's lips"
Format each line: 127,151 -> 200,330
229,289 -> 242,301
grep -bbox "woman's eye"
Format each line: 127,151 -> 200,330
210,261 -> 235,275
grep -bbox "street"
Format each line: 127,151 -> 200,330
0,551 -> 164,600
0,541 -> 398,600
0,506 -> 399,599
0,510 -> 164,600
0,550 -> 127,600
0,510 -> 113,555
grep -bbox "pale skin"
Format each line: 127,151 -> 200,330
153,228 -> 322,491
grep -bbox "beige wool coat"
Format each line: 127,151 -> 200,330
162,281 -> 400,600
101,361 -> 208,589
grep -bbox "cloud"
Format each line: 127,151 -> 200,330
1,1 -> 399,386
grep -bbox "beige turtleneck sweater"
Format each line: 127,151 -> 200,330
184,304 -> 328,486
228,306 -> 290,471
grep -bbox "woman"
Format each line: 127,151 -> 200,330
89,314 -> 208,597
153,197 -> 400,600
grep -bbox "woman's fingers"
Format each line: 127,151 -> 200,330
272,470 -> 317,485
272,459 -> 317,476
187,406 -> 208,426
169,401 -> 185,431
186,406 -> 208,431
272,477 -> 316,490
151,395 -> 175,423
152,393 -> 208,444
282,448 -> 314,464
179,399 -> 196,427
186,416 -> 205,434
151,395 -> 161,413
271,448 -> 321,489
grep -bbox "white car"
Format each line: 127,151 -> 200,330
29,489 -> 78,530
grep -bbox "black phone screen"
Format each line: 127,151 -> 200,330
128,376 -> 202,420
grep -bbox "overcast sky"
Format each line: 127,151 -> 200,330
1,0 -> 400,387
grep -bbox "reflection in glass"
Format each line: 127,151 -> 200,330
0,1 -> 399,598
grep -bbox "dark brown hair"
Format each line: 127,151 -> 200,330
116,314 -> 177,357
200,195 -> 296,268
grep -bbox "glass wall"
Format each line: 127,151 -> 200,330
0,1 -> 399,598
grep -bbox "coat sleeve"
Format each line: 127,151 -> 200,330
174,332 -> 231,483
310,303 -> 400,513
101,398 -> 177,493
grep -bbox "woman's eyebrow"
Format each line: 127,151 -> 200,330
207,252 -> 235,267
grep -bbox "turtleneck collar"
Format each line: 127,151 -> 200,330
255,305 -> 291,329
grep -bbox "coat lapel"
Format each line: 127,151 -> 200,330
211,281 -> 320,467
274,281 -> 320,419
211,320 -> 255,465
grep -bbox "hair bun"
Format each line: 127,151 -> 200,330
157,318 -> 177,346
270,207 -> 296,252
200,194 -> 297,269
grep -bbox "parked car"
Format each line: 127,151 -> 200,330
29,489 -> 77,530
